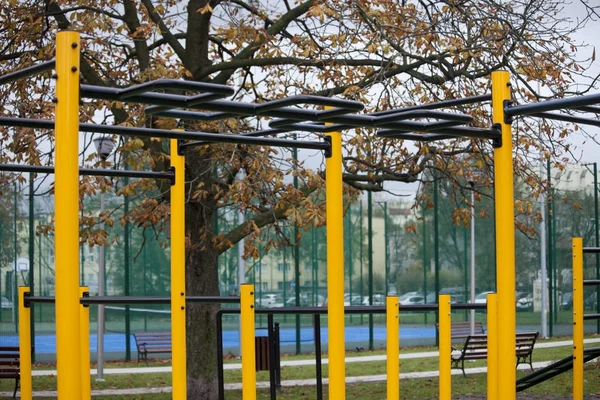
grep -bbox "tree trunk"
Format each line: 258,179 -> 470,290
185,155 -> 221,399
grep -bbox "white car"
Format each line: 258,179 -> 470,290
362,294 -> 385,306
257,294 -> 277,307
473,291 -> 495,304
399,295 -> 425,306
0,297 -> 12,309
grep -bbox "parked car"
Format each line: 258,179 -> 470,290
516,294 -> 533,311
399,295 -> 425,306
362,294 -> 386,306
560,292 -> 573,310
344,294 -> 363,306
257,294 -> 278,307
473,291 -> 495,304
0,297 -> 12,310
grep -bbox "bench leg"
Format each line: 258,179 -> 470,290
461,359 -> 466,377
13,377 -> 18,399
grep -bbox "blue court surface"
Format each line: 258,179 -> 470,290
0,326 -> 435,354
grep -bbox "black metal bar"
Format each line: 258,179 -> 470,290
575,106 -> 600,114
179,129 -> 291,149
83,85 -> 363,121
584,247 -> 600,254
584,280 -> 600,286
505,93 -> 600,117
0,116 -> 331,152
116,79 -> 234,100
314,314 -> 323,400
26,295 -> 240,305
217,310 -> 225,400
268,314 -> 276,400
0,164 -> 174,181
584,313 -> 600,320
274,322 -> 281,390
227,303 -> 487,315
0,60 -> 56,86
372,94 -> 492,116
377,126 -> 501,141
376,133 -> 454,142
255,95 -> 364,113
529,112 -> 600,129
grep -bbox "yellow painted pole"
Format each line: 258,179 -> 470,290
439,294 -> 451,400
486,293 -> 497,400
170,138 -> 187,399
386,296 -> 399,400
54,31 -> 82,399
80,286 -> 91,400
18,287 -> 32,400
572,238 -> 584,399
325,117 -> 345,399
491,70 -> 516,400
240,283 -> 256,400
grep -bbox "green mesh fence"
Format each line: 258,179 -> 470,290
0,162 -> 599,360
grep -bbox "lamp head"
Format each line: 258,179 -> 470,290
93,136 -> 115,161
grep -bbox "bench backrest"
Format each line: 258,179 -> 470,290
435,321 -> 485,339
515,332 -> 538,356
134,333 -> 172,350
461,334 -> 488,359
0,346 -> 20,378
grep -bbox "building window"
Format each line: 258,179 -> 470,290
277,262 -> 290,272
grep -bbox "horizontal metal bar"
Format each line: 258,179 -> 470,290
0,163 -> 174,181
0,60 -> 56,86
378,125 -> 501,141
506,93 -> 600,117
376,133 -> 454,142
575,106 -> 600,114
26,295 -> 240,305
530,112 -> 600,129
584,247 -> 600,254
583,280 -> 600,286
0,116 -> 330,151
116,79 -> 234,100
222,302 -> 487,315
372,94 -> 492,116
584,313 -> 600,320
179,128 -> 291,149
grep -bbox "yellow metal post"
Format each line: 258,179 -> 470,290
18,287 -> 32,400
386,296 -> 399,400
240,284 -> 256,400
439,294 -> 451,400
80,287 -> 91,400
491,70 -> 516,400
573,238 -> 584,398
325,121 -> 345,399
170,138 -> 187,399
54,31 -> 82,399
486,293 -> 497,400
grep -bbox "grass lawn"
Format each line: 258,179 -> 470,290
0,335 -> 598,399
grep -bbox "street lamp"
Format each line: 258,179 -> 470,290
92,135 -> 115,381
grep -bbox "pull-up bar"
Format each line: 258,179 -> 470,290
505,93 -> 600,118
0,163 -> 175,182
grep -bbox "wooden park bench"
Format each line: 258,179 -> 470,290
435,321 -> 485,339
451,332 -> 538,376
133,333 -> 171,363
0,346 -> 20,398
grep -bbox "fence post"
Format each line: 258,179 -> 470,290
572,238 -> 584,398
438,294 -> 451,400
18,287 -> 32,400
241,284 -> 256,399
487,293 -> 497,400
386,296 -> 399,400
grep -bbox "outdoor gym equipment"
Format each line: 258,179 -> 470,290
4,28 -> 600,400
